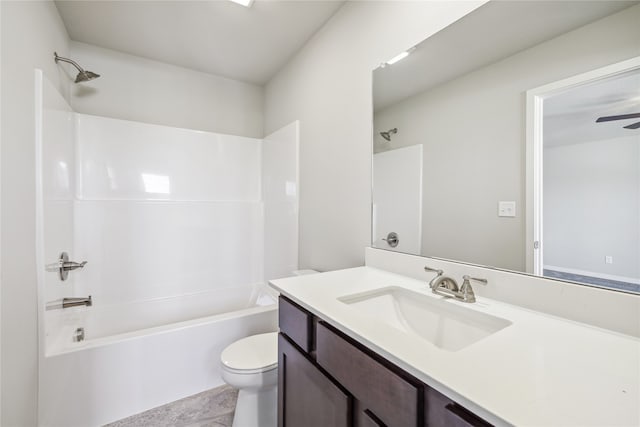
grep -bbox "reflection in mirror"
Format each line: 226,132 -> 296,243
372,1 -> 640,293
537,67 -> 640,293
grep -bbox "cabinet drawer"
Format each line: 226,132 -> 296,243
425,387 -> 492,427
278,296 -> 313,353
316,322 -> 421,427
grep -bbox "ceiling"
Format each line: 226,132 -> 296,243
544,69 -> 640,147
55,0 -> 345,85
373,1 -> 638,111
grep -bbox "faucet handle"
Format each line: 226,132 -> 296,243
458,276 -> 486,303
57,252 -> 88,281
462,275 -> 487,285
424,266 -> 443,276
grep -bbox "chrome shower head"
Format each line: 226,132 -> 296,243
54,52 -> 100,83
74,70 -> 100,83
380,128 -> 397,141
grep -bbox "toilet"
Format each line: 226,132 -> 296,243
221,270 -> 318,427
221,332 -> 278,427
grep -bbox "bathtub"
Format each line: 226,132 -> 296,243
38,285 -> 278,427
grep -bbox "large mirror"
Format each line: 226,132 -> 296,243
372,1 -> 640,294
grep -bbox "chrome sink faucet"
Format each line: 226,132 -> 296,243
424,266 -> 487,303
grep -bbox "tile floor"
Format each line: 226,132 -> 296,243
105,385 -> 238,427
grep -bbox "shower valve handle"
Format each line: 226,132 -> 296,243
57,252 -> 87,281
63,260 -> 87,271
382,232 -> 399,248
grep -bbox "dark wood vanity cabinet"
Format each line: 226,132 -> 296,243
278,296 -> 493,427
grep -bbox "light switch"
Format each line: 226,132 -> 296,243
498,201 -> 516,217
605,256 -> 613,264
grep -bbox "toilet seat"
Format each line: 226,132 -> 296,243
221,332 -> 278,374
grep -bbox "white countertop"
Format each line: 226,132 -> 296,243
270,266 -> 640,427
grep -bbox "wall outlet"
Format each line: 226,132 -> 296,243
605,256 -> 613,264
498,201 -> 516,217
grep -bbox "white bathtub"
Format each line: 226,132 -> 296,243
38,286 -> 278,427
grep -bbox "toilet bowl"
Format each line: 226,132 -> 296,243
221,332 -> 278,427
221,270 -> 319,427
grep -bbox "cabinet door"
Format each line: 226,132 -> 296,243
278,333 -> 352,427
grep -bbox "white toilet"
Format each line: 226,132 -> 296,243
221,332 -> 278,427
221,270 -> 318,427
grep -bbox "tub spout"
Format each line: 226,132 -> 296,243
46,296 -> 92,310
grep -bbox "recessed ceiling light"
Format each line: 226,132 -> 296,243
229,0 -> 254,7
386,51 -> 409,65
387,51 -> 409,65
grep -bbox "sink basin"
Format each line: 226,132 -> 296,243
339,287 -> 512,352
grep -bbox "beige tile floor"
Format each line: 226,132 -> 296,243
105,385 -> 238,427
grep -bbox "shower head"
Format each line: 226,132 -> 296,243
380,128 -> 397,141
75,70 -> 100,83
54,52 -> 100,83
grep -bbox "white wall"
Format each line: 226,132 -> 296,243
70,41 -> 264,138
264,1 -> 486,272
373,5 -> 640,272
0,1 -> 71,425
544,136 -> 639,281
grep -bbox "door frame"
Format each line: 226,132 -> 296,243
525,55 -> 640,275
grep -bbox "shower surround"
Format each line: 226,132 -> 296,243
35,70 -> 298,426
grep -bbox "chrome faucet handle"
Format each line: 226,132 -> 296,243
57,252 -> 88,281
459,275 -> 487,303
424,266 -> 443,276
63,260 -> 87,271
382,232 -> 399,248
462,275 -> 488,285
425,266 -> 445,290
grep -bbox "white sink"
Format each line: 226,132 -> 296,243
339,287 -> 512,352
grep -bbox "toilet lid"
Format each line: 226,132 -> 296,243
221,332 -> 278,372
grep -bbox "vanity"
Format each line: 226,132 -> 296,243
277,293 -> 492,427
270,263 -> 639,427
